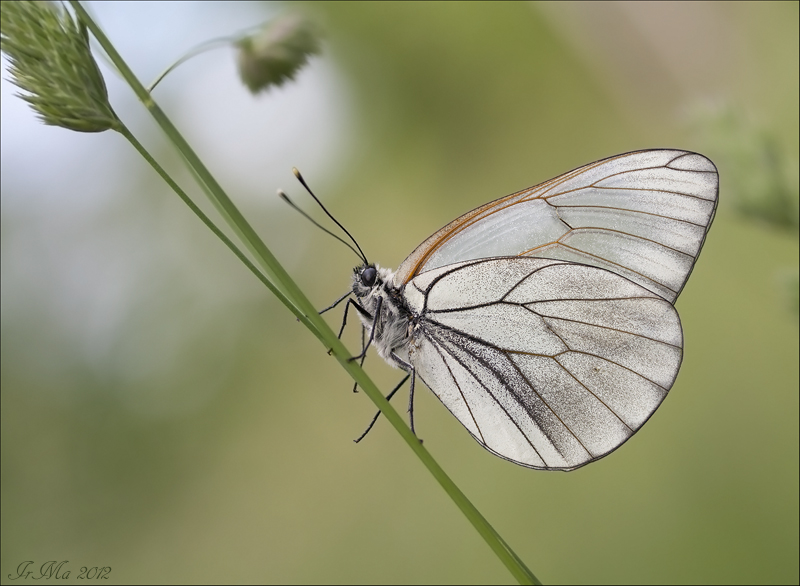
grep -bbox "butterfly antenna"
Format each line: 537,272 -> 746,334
292,168 -> 369,264
278,190 -> 366,262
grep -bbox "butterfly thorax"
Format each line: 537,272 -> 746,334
352,264 -> 413,369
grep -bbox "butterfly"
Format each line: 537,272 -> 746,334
307,149 -> 718,471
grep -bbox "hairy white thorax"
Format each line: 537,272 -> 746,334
351,265 -> 412,368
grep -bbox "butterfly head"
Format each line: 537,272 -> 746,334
352,263 -> 397,300
352,263 -> 378,298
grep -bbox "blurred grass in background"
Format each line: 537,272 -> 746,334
1,2 -> 797,584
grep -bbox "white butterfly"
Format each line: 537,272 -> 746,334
327,149 -> 718,471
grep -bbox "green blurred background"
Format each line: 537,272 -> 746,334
2,2 -> 798,584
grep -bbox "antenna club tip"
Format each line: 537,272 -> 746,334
292,167 -> 302,179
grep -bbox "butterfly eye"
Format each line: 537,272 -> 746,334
361,267 -> 377,287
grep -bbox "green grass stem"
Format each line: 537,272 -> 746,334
69,3 -> 540,583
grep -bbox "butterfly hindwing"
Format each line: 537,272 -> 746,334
405,257 -> 682,470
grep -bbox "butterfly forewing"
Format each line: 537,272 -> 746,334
405,258 -> 682,470
393,150 -> 718,304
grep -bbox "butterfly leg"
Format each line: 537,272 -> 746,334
408,368 -> 417,437
327,297 -> 372,355
351,326 -> 367,393
353,373 -> 410,443
330,297 -> 371,390
348,296 -> 381,362
388,352 -> 420,438
336,298 -> 371,341
318,289 -> 352,315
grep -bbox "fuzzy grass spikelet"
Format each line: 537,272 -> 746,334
236,13 -> 322,94
1,1 -> 117,132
